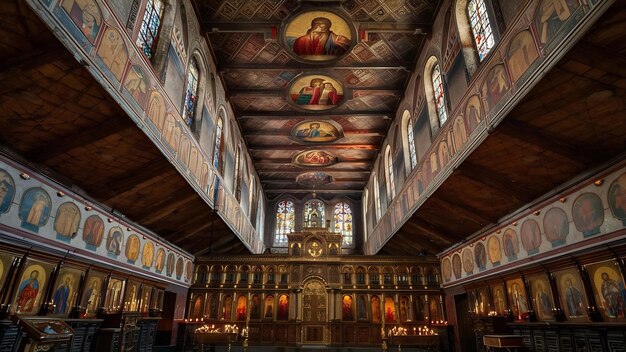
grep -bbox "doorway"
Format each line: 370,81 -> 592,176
156,291 -> 177,346
455,293 -> 476,352
301,277 -> 328,344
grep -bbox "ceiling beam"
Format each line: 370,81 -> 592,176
221,63 -> 410,70
27,118 -> 132,163
237,112 -> 393,119
262,188 -> 363,193
496,120 -> 595,167
261,178 -> 367,184
453,162 -> 536,204
228,88 -> 403,97
248,144 -> 380,151
257,167 -> 371,173
244,129 -> 385,137
253,157 -> 373,164
426,197 -> 493,227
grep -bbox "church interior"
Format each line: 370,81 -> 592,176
0,0 -> 625,351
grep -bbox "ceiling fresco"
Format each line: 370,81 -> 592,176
195,0 -> 440,194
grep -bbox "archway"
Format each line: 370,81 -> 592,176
301,277 -> 328,344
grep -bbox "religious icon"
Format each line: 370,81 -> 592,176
96,27 -> 128,81
507,30 -> 539,82
289,75 -> 344,111
124,281 -> 140,312
0,252 -> 16,294
250,294 -> 261,319
12,261 -> 52,315
481,64 -> 510,110
543,207 -> 569,247
462,248 -> 474,274
414,296 -> 426,321
293,150 -> 336,167
191,295 -> 204,319
371,295 -> 381,323
503,229 -> 519,260
222,295 -> 233,320
206,294 -> 218,319
528,274 -> 555,321
236,295 -> 247,321
80,270 -> 106,318
342,294 -> 354,321
19,188 -> 52,233
452,253 -> 462,279
83,215 -> 105,249
0,169 -> 15,215
125,234 -> 140,263
520,219 -> 542,255
166,253 -> 175,277
277,294 -> 289,320
185,261 -> 193,283
155,248 -> 166,272
296,171 -> 332,186
506,278 -> 529,320
429,297 -> 441,321
474,243 -> 487,271
554,269 -> 588,321
284,11 -> 352,61
357,295 -> 367,321
572,192 -> 604,237
292,120 -> 341,143
60,0 -> 102,43
399,296 -> 410,322
147,91 -> 166,131
51,267 -> 82,317
54,202 -> 81,240
106,227 -> 123,256
176,257 -> 184,279
586,260 -> 626,320
608,173 -> 626,225
536,0 -> 579,44
142,241 -> 154,268
491,283 -> 506,315
264,295 -> 274,319
464,95 -> 483,135
487,235 -> 502,265
105,277 -> 125,313
384,296 -> 396,322
123,65 -> 148,108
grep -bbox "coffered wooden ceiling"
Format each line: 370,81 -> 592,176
193,0 -> 441,195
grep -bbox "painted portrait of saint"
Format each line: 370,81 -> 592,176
81,274 -> 103,318
587,260 -> 626,320
543,207 -> 569,247
371,295 -> 381,323
572,192 -> 604,237
529,275 -> 555,321
536,0 -> 579,44
506,278 -> 529,320
236,295 -> 247,321
384,296 -> 396,322
126,234 -> 140,263
166,253 -> 175,277
147,91 -> 166,131
155,248 -> 166,272
507,30 -> 539,82
142,241 -> 154,268
520,219 -> 542,255
60,0 -> 102,43
608,173 -> 626,225
296,171 -> 332,186
285,11 -> 352,61
342,294 -> 354,321
250,294 -> 261,319
399,296 -> 410,322
464,95 -> 483,135
0,169 -> 15,214
503,228 -> 519,260
13,262 -> 51,315
185,261 -> 193,282
277,294 -> 289,320
176,257 -> 184,278
492,284 -> 506,315
555,270 -> 588,320
462,248 -> 474,274
289,76 -> 344,111
357,295 -> 367,321
488,235 -> 502,265
442,257 -> 452,282
106,227 -> 123,256
474,242 -> 487,271
264,294 -> 274,319
96,27 -> 128,82
481,64 -> 510,110
19,188 -> 52,233
52,267 -> 82,316
54,202 -> 81,240
83,215 -> 105,249
123,65 -> 149,108
452,253 -> 462,279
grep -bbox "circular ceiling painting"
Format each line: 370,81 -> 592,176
291,120 -> 342,143
284,11 -> 353,62
289,74 -> 344,111
292,150 -> 336,167
296,171 -> 333,186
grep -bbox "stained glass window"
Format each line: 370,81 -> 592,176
183,58 -> 199,127
213,118 -> 223,172
304,200 -> 325,228
407,117 -> 417,169
432,63 -> 448,126
274,200 -> 294,246
234,145 -> 241,201
374,175 -> 381,221
334,203 -> 353,246
136,0 -> 164,60
468,0 -> 495,61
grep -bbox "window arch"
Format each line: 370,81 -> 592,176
424,56 -> 448,134
363,189 -> 369,239
183,57 -> 199,128
304,200 -> 325,228
213,115 -> 224,174
274,200 -> 295,246
334,202 -> 353,246
468,0 -> 495,61
401,110 -> 418,175
384,145 -> 396,201
248,175 -> 255,218
373,174 -> 381,221
136,0 -> 164,60
233,143 -> 242,201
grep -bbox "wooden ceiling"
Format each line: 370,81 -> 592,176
194,0 -> 441,195
0,1 -> 248,255
379,3 -> 626,255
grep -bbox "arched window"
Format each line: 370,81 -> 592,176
406,116 -> 417,170
213,117 -> 224,173
136,0 -> 164,60
233,144 -> 242,201
384,145 -> 396,200
304,200 -> 325,228
468,0 -> 494,61
363,189 -> 369,239
432,63 -> 448,127
274,200 -> 294,246
249,176 -> 255,218
374,174 -> 381,221
334,203 -> 353,246
183,58 -> 199,127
